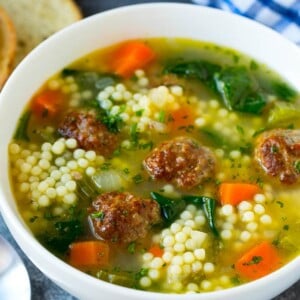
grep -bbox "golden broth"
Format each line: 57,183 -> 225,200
9,38 -> 300,293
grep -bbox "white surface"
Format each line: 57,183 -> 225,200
0,3 -> 299,300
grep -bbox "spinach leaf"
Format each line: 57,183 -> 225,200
183,195 -> 219,237
271,81 -> 297,102
14,111 -> 31,141
150,192 -> 185,224
214,67 -> 266,113
151,192 -> 219,236
38,219 -> 83,253
165,60 -> 220,89
201,197 -> 219,237
38,205 -> 85,254
61,68 -> 117,96
164,60 -> 297,115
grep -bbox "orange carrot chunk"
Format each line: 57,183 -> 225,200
69,241 -> 109,267
168,106 -> 195,130
219,182 -> 260,206
111,41 -> 155,78
235,241 -> 281,280
31,89 -> 63,118
148,245 -> 164,257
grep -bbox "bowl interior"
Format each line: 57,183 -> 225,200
0,3 -> 299,300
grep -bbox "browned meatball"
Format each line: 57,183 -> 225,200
143,137 -> 216,189
58,112 -> 118,157
88,192 -> 161,244
255,129 -> 300,184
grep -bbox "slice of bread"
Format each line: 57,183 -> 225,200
0,6 -> 16,88
0,0 -> 82,69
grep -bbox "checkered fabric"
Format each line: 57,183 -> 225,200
192,0 -> 300,45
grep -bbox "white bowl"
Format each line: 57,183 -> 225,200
0,3 -> 299,300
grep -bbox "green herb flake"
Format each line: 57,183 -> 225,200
252,127 -> 267,137
14,111 -> 31,141
90,211 -> 105,220
243,255 -> 263,266
236,125 -> 244,135
271,145 -> 279,153
132,174 -> 144,184
272,237 -> 280,247
29,216 -> 38,223
100,163 -> 111,171
294,161 -> 300,174
283,224 -> 289,231
286,123 -> 294,129
130,123 -> 139,146
43,211 -> 56,221
135,109 -> 144,117
158,110 -> 166,123
233,55 -> 240,64
250,60 -> 258,70
123,168 -> 130,174
135,268 -> 148,280
276,201 -> 284,208
139,141 -> 154,150
255,177 -> 264,188
231,276 -> 241,285
127,242 -> 136,254
100,112 -> 123,133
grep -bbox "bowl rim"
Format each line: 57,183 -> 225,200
0,2 -> 299,299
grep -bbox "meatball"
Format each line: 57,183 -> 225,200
255,129 -> 300,184
143,137 -> 216,189
58,112 -> 118,157
88,192 -> 161,244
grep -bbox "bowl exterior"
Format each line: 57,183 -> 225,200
0,3 -> 299,300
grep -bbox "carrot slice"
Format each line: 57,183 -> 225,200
219,182 -> 260,206
111,41 -> 155,78
168,106 -> 195,130
31,89 -> 63,118
69,241 -> 109,267
148,245 -> 164,257
235,241 -> 281,280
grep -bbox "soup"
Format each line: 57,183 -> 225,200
9,38 -> 300,293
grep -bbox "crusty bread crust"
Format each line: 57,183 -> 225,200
0,0 -> 82,68
0,6 -> 16,88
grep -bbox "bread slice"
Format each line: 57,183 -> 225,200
0,6 -> 16,88
0,0 -> 82,68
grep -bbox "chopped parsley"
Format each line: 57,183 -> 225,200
158,110 -> 166,123
135,268 -> 148,280
276,201 -> 284,208
132,174 -> 144,184
294,161 -> 300,174
139,141 -> 154,150
270,144 -> 279,153
90,211 -> 105,220
100,162 -> 111,171
231,276 -> 241,285
130,123 -> 140,146
100,111 -> 123,133
123,168 -> 130,174
135,109 -> 144,117
29,216 -> 38,223
127,242 -> 136,254
283,224 -> 289,231
236,125 -> 244,135
243,255 -> 263,266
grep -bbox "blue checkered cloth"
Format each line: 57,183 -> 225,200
192,0 -> 300,45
